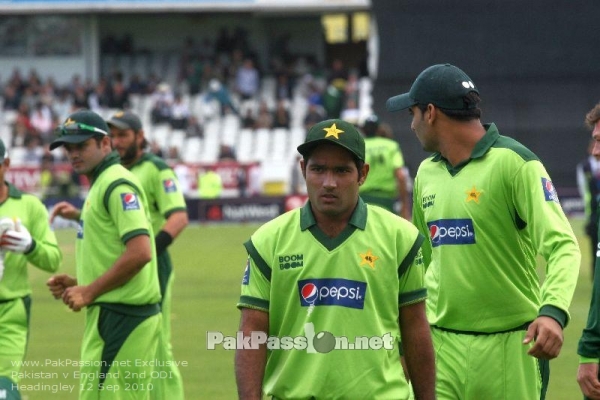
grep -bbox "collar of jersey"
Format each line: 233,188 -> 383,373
300,197 -> 367,231
89,151 -> 121,184
431,123 -> 499,175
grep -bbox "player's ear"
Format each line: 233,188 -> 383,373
359,163 -> 369,185
300,158 -> 306,178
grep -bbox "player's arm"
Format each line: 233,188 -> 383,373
235,308 -> 268,400
578,362 -> 600,399
49,201 -> 81,222
514,161 -> 580,358
155,210 -> 188,255
61,234 -> 151,311
399,300 -> 435,400
395,166 -> 410,219
18,198 -> 62,272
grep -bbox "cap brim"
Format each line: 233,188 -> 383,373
386,93 -> 416,112
49,134 -> 94,150
106,119 -> 130,130
297,139 -> 363,161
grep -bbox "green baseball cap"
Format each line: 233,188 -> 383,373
297,119 -> 365,161
50,109 -> 109,150
386,63 -> 479,112
106,110 -> 142,131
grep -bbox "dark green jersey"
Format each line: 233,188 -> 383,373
0,183 -> 61,300
77,153 -> 160,305
129,153 -> 187,234
413,123 -> 580,333
238,199 -> 425,399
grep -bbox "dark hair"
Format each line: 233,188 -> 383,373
418,92 -> 482,121
585,103 -> 600,129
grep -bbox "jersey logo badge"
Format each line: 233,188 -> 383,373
542,178 -> 559,203
163,179 -> 178,193
298,278 -> 367,309
242,259 -> 250,285
121,193 -> 140,211
428,219 -> 476,247
422,194 -> 435,209
77,220 -> 83,239
359,249 -> 379,269
279,254 -> 304,270
465,185 -> 483,203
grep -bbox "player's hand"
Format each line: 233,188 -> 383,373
47,274 -> 77,299
577,363 -> 600,399
1,218 -> 32,253
62,285 -> 93,312
50,201 -> 81,223
522,316 -> 563,359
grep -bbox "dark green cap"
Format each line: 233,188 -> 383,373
106,110 -> 142,131
386,63 -> 479,112
50,109 -> 109,150
297,119 -> 365,161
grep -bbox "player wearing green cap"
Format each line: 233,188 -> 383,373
387,64 -> 580,399
47,109 -> 162,400
235,119 -> 435,400
0,138 -> 62,400
359,115 -> 411,219
107,110 -> 188,400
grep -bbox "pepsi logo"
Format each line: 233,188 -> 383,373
301,283 -> 318,304
430,225 -> 440,243
124,193 -> 137,204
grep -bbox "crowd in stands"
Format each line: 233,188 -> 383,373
0,27 -> 372,198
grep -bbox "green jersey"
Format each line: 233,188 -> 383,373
412,123 -> 580,333
0,183 -> 61,300
77,152 -> 160,305
129,153 -> 187,233
360,136 -> 404,198
238,199 -> 425,399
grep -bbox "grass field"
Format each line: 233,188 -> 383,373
17,217 -> 593,399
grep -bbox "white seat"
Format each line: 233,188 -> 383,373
254,128 -> 271,162
236,128 -> 254,163
181,137 -> 203,163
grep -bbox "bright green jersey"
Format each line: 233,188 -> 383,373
0,183 -> 62,300
238,199 -> 426,399
412,123 -> 580,333
359,136 -> 404,197
77,152 -> 160,305
129,153 -> 187,234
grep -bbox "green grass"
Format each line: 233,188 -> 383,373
17,218 -> 593,399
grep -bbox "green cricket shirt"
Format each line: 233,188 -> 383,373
128,153 -> 187,233
0,183 -> 62,300
412,123 -> 580,333
77,152 -> 160,305
360,136 -> 405,198
238,199 -> 425,399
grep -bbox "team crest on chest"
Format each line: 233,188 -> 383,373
359,249 -> 379,269
465,185 -> 483,203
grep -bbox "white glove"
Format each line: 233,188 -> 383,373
1,218 -> 33,254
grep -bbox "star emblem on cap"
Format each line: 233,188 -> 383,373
323,123 -> 344,139
359,249 -> 379,269
65,118 -> 76,126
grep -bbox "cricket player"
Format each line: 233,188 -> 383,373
47,109 -> 162,400
107,110 -> 188,399
0,138 -> 62,400
235,119 -> 435,399
387,63 -> 580,399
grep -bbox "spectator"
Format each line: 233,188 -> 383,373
29,101 -> 55,143
272,99 -> 291,129
150,83 -> 174,124
303,101 -> 325,130
205,79 -> 238,116
235,58 -> 260,101
185,115 -> 204,138
255,101 -> 273,129
241,108 -> 256,129
170,93 -> 190,130
218,144 -> 237,161
198,169 -> 223,199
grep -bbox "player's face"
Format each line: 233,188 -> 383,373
592,121 -> 600,160
109,127 -> 139,166
63,137 -> 107,175
301,143 -> 366,221
409,105 -> 437,152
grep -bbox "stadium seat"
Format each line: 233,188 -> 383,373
236,128 -> 254,163
254,128 -> 271,162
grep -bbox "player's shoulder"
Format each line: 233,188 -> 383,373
491,134 -> 539,163
252,208 -> 301,238
138,152 -> 172,172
